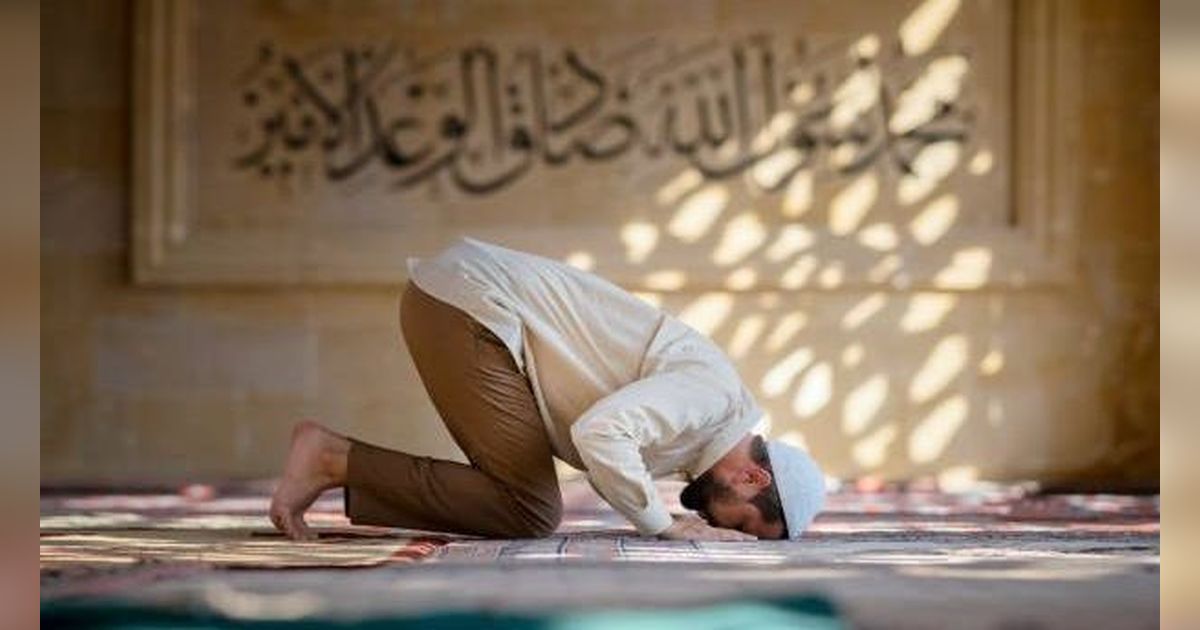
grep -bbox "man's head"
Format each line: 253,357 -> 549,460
680,434 -> 786,539
680,433 -> 826,540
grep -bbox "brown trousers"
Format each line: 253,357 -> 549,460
343,280 -> 563,538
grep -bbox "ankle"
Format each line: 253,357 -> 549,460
319,438 -> 350,485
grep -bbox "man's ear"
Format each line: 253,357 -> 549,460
741,464 -> 772,489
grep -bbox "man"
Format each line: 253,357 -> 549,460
271,236 -> 825,541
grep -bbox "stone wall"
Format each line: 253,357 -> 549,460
42,0 -> 1157,487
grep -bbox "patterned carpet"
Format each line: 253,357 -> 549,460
41,478 -> 1159,629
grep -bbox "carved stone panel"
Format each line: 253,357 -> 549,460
134,0 -> 1051,288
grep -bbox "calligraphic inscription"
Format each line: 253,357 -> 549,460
136,0 -> 1016,285
231,35 -> 971,197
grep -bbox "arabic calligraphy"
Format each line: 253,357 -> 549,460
231,34 -> 973,196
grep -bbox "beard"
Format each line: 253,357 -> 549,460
680,470 -> 737,513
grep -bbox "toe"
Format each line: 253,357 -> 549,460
283,512 -> 315,541
268,502 -> 287,533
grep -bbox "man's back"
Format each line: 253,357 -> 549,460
407,236 -> 677,465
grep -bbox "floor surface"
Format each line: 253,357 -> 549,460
41,478 -> 1159,629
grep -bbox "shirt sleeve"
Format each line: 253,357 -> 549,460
569,369 -> 736,536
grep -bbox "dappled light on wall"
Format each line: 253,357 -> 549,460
909,395 -> 969,464
677,293 -> 735,337
829,174 -> 879,236
723,267 -> 759,291
857,223 -> 900,252
910,194 -> 960,245
667,185 -> 730,243
564,251 -> 595,271
899,143 -> 962,205
899,0 -> 962,56
726,316 -> 767,360
792,361 -> 834,418
765,225 -> 815,261
840,293 -> 888,331
853,423 -> 900,469
132,0 -> 1057,484
620,221 -> 660,264
643,269 -> 688,291
842,374 -> 890,437
933,247 -> 993,289
712,213 -> 768,267
901,293 -> 958,333
764,312 -> 809,351
761,348 -> 814,398
909,335 -> 969,404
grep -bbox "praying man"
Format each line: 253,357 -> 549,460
271,236 -> 826,542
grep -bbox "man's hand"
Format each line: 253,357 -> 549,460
658,514 -> 757,542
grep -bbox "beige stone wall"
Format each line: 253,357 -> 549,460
42,0 -> 1157,487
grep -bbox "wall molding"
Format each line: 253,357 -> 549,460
131,0 -> 1080,291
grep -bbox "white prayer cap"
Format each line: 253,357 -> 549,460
766,440 -> 827,539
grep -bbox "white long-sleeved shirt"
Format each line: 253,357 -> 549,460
406,236 -> 763,535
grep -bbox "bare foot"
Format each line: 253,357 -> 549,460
269,420 -> 350,541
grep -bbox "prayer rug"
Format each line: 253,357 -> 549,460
40,478 -> 1157,628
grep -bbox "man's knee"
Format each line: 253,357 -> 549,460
503,492 -> 562,538
528,498 -> 564,537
